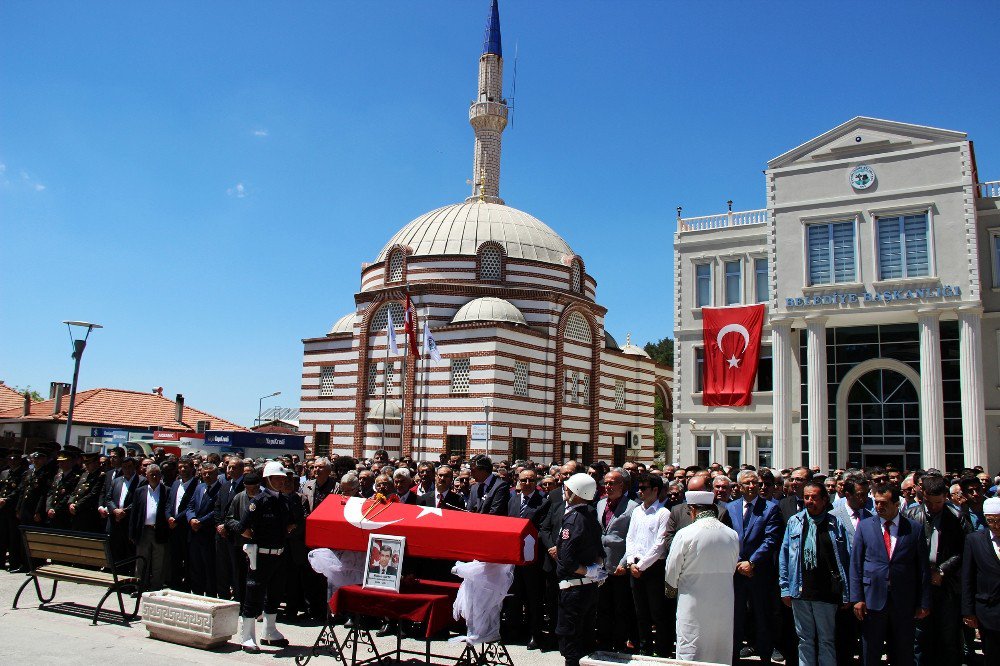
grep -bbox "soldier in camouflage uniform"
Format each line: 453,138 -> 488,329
45,447 -> 83,530
69,452 -> 106,533
17,448 -> 58,529
0,450 -> 29,570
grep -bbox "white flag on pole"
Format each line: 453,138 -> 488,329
386,309 -> 400,355
422,321 -> 441,362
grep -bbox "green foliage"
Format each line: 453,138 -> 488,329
643,337 -> 674,367
653,393 -> 668,453
12,385 -> 44,402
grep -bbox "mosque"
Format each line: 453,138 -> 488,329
298,1 -> 672,464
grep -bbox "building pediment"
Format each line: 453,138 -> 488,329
767,117 -> 967,169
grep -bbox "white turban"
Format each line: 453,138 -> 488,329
983,497 -> 1000,515
685,491 -> 715,505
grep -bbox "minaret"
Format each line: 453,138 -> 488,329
466,0 -> 508,205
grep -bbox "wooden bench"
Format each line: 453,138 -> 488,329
12,526 -> 144,625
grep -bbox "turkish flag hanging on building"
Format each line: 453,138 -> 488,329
702,304 -> 766,407
403,295 -> 419,358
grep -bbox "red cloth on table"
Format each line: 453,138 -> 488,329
329,579 -> 461,638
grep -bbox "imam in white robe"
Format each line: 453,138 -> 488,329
664,514 -> 740,665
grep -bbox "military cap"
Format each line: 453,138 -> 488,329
82,451 -> 101,462
29,448 -> 51,458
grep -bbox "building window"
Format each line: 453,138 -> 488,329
562,441 -> 583,463
367,364 -> 378,395
565,370 -> 578,404
756,346 -> 773,392
725,434 -> 742,469
614,380 -> 626,410
613,439 -> 626,468
319,366 -> 336,396
511,437 -> 528,461
370,302 -> 405,333
993,234 -> 1000,288
807,221 -> 855,285
450,358 -> 470,394
447,434 -> 467,459
579,374 -> 590,406
513,360 -> 528,397
724,260 -> 741,305
387,250 -> 405,283
694,347 -> 704,393
754,257 -> 769,303
877,214 -> 929,280
386,361 -> 396,394
313,432 -> 331,457
695,262 -> 712,307
564,312 -> 592,343
479,244 -> 503,281
570,260 -> 582,293
756,435 -> 773,469
696,435 -> 712,469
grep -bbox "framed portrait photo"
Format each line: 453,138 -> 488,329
362,533 -> 406,592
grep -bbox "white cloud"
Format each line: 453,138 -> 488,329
227,182 -> 247,198
253,129 -> 268,137
34,183 -> 45,192
8,167 -> 45,192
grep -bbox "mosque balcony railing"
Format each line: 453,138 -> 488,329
469,100 -> 509,121
978,180 -> 1000,198
677,208 -> 768,234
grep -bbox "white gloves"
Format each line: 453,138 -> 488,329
585,564 -> 608,582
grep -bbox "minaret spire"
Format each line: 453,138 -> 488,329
466,0 -> 508,205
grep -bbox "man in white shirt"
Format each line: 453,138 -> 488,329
129,464 -> 169,590
618,472 -> 670,657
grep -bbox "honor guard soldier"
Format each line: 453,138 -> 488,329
46,447 -> 83,529
236,460 -> 296,653
0,451 -> 29,571
17,447 -> 57,528
556,473 -> 607,666
69,452 -> 106,532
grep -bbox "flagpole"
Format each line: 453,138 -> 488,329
381,320 -> 389,451
402,297 -> 409,460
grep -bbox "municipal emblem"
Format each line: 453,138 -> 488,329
849,164 -> 876,191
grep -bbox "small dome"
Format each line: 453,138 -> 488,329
605,332 -> 621,350
451,297 -> 527,326
376,202 -> 575,266
329,313 -> 356,335
621,333 -> 651,358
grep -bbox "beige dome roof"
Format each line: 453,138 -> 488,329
451,297 -> 527,326
329,313 -> 356,335
376,201 -> 575,265
621,334 -> 651,358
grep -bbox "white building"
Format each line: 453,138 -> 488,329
674,117 -> 1000,473
298,1 -> 672,464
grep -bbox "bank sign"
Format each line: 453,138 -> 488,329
785,284 -> 962,308
203,430 -> 305,451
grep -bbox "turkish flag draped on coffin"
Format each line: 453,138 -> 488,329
702,304 -> 766,407
306,495 -> 538,565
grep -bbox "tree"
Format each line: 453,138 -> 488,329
644,336 -> 674,367
13,385 -> 43,402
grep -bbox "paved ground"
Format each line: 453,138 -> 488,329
0,570 -> 565,666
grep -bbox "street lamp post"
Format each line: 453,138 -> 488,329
62,321 -> 103,448
257,391 -> 281,427
483,397 -> 493,457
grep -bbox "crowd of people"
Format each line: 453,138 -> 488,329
1,441 -> 999,665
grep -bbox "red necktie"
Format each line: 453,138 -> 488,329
437,494 -> 443,509
883,520 -> 893,558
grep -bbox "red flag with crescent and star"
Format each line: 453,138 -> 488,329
702,304 -> 766,407
403,295 -> 419,358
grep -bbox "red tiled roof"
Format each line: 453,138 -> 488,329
0,388 -> 246,432
0,383 -> 25,413
251,424 -> 298,435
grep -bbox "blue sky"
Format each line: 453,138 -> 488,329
2,1 -> 998,427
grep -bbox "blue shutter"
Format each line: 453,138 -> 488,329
832,222 -> 855,282
879,217 -> 903,279
903,214 -> 928,277
808,224 -> 832,285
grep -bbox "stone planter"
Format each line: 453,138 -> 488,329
139,590 -> 240,649
582,651 -> 728,666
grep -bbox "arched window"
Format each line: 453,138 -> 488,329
570,259 -> 582,293
479,244 -> 503,281
564,312 -> 592,343
387,250 -> 405,283
370,302 -> 405,333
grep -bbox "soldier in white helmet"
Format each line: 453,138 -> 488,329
555,472 -> 606,666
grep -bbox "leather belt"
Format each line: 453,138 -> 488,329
558,578 -> 596,590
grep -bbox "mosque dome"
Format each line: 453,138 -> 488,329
451,297 -> 527,326
375,201 -> 575,266
329,313 -> 356,335
621,334 -> 651,358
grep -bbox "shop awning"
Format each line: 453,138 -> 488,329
305,494 -> 538,565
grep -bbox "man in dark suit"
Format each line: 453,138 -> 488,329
778,467 -> 812,524
595,470 -> 638,653
368,545 -> 398,577
727,470 -> 782,665
467,455 -> 510,516
904,474 -> 971,666
962,497 -> 1000,661
214,457 -> 245,600
849,483 -> 931,666
101,456 -> 139,566
186,462 -> 223,597
830,476 -> 873,666
128,463 -> 170,590
417,465 -> 466,510
165,458 -> 198,590
393,469 -> 421,505
505,467 -> 549,649
537,461 -> 578,645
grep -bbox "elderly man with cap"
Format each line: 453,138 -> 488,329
555,472 -> 605,666
235,460 -> 296,653
962,496 -> 1000,661
17,447 -> 57,530
665,487 -> 740,665
68,451 -> 106,533
0,451 -> 29,570
45,447 -> 83,529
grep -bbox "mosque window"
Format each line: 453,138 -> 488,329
385,361 -> 395,393
565,370 -> 578,404
513,360 -> 529,397
570,260 -> 582,292
877,214 -> 929,280
564,312 -> 592,343
319,366 -> 336,396
370,302 -> 405,334
579,373 -> 590,405
450,358 -> 471,394
807,221 -> 856,285
615,380 -> 626,410
367,364 -> 378,395
479,244 -> 504,281
387,249 -> 405,283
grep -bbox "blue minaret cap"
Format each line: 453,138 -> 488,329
482,0 -> 502,56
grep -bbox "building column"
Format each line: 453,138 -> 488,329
958,306 -> 988,468
805,316 -> 828,471
918,309 -> 946,471
771,319 -> 793,470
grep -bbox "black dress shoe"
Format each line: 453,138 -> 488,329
9,567 -> 28,574
260,638 -> 290,648
376,622 -> 394,637
526,639 -> 539,651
